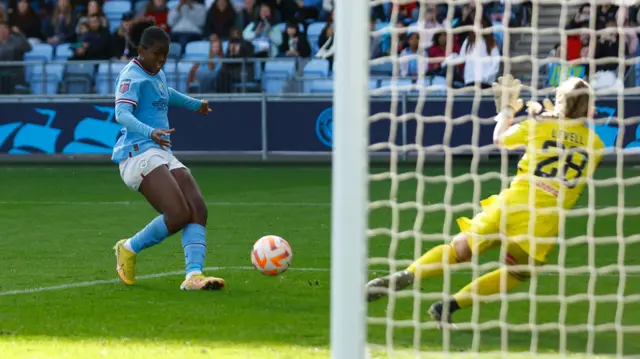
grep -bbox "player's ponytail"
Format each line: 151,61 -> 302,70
127,17 -> 157,48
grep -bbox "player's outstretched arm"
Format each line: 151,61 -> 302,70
167,87 -> 211,115
115,102 -> 155,139
491,75 -> 523,147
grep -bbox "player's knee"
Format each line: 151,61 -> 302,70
452,234 -> 472,262
505,251 -> 533,282
164,203 -> 192,233
188,196 -> 208,226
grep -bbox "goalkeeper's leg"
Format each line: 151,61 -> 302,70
366,233 -> 475,302
428,241 -> 539,328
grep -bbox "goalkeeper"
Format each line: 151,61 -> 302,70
366,76 -> 605,327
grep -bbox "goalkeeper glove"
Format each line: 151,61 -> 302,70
492,74 -> 523,117
525,98 -> 555,116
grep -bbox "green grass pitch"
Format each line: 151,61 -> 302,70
0,163 -> 639,359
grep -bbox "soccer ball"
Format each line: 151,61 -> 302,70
251,235 -> 293,276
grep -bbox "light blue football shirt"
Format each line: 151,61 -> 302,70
111,59 -> 202,163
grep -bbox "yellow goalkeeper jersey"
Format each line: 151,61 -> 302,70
501,118 -> 605,209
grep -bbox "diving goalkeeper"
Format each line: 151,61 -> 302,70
366,76 -> 605,327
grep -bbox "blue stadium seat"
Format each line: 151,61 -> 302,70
31,64 -> 63,94
24,44 -> 54,82
54,43 -> 74,60
370,62 -> 393,76
167,0 -> 179,9
63,62 -> 95,94
135,0 -> 148,14
378,78 -> 413,92
308,78 -> 333,93
222,40 -> 229,54
264,60 -> 296,76
110,19 -> 122,33
303,58 -> 329,77
307,22 -> 325,53
95,62 -> 128,95
169,42 -> 182,59
103,1 -> 132,23
164,60 -> 193,93
184,41 -> 210,59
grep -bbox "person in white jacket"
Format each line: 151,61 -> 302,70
168,0 -> 207,50
455,17 -> 501,88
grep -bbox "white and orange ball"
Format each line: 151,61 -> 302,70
251,235 -> 293,276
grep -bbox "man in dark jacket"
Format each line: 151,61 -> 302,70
0,22 -> 32,94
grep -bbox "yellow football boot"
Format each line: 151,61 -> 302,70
114,239 -> 137,285
180,274 -> 225,291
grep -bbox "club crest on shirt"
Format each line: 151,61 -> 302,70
157,81 -> 165,96
119,79 -> 131,94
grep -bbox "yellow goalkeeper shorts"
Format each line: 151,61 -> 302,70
456,186 -> 560,263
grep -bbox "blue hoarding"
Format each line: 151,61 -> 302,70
0,98 -> 638,155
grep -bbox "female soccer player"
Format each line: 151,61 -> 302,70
112,18 -> 225,291
366,76 -> 605,327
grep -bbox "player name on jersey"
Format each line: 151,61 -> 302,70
551,129 -> 585,146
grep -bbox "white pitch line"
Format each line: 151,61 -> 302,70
0,266 -> 637,297
0,266 -> 327,297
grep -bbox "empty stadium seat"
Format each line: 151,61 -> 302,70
95,62 -> 128,95
31,64 -> 64,94
24,44 -> 54,82
303,58 -> 329,77
370,62 -> 393,76
307,22 -> 325,53
63,62 -> 95,94
308,78 -> 332,93
184,41 -> 210,59
103,1 -> 132,23
54,43 -> 74,60
378,78 -> 413,92
163,60 -> 193,93
135,0 -> 148,14
169,42 -> 182,59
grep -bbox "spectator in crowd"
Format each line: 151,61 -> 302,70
205,0 -> 237,39
236,0 -> 259,30
230,0 -> 244,11
219,34 -> 254,92
317,14 -> 333,67
75,0 -> 108,38
187,36 -> 224,92
43,0 -> 77,44
8,0 -> 44,44
453,4 -> 475,45
455,17 -> 500,88
110,11 -> 137,60
293,0 -> 322,22
278,20 -> 310,57
417,4 -> 443,49
70,14 -> 110,60
394,1 -> 418,22
141,0 -> 170,32
428,30 -> 460,76
567,4 -> 592,29
319,0 -> 331,20
243,3 -> 273,57
399,32 -> 427,77
597,3 -> 618,28
168,0 -> 206,49
595,20 -> 624,71
0,22 -> 32,94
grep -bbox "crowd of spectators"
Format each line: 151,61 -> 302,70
0,0 -> 638,94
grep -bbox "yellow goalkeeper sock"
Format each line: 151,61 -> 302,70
407,244 -> 459,280
453,268 -> 525,309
